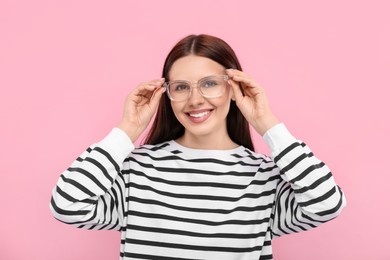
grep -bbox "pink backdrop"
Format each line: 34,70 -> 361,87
1,0 -> 389,259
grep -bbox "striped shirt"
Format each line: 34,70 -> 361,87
50,124 -> 346,259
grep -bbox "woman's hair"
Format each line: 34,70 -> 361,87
143,34 -> 254,151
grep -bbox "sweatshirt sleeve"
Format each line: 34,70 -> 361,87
50,128 -> 134,231
263,123 -> 347,238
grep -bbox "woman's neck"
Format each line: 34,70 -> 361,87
175,132 -> 239,150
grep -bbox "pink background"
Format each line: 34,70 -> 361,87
1,0 -> 389,259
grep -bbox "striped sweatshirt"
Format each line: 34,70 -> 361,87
50,123 -> 346,260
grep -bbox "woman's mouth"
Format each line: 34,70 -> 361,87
189,111 -> 210,118
186,110 -> 212,123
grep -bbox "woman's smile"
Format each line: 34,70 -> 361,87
186,109 -> 213,123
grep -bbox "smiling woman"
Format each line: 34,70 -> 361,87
145,34 -> 254,150
50,34 -> 346,260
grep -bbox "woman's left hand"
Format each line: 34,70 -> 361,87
226,69 -> 280,136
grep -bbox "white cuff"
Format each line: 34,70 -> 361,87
262,123 -> 297,157
98,128 -> 134,163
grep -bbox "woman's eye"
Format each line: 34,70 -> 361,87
174,84 -> 190,92
202,80 -> 218,88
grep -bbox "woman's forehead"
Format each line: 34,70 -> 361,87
169,55 -> 225,80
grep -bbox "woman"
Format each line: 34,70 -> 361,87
50,34 -> 346,259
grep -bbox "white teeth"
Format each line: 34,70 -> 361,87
189,111 -> 210,118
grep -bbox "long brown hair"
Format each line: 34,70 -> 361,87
143,34 -> 254,151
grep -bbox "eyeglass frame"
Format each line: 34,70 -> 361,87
163,75 -> 229,102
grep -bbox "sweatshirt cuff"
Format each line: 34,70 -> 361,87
262,123 -> 297,157
97,128 -> 135,163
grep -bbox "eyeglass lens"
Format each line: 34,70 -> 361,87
167,75 -> 227,101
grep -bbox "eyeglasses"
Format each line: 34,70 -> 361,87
164,75 -> 229,102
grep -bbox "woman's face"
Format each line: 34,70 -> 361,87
168,55 -> 233,143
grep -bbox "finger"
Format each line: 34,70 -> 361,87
228,72 -> 264,98
232,75 -> 257,89
228,77 -> 254,99
149,86 -> 166,110
137,78 -> 165,92
226,68 -> 249,79
226,69 -> 258,87
141,78 -> 165,85
228,79 -> 244,103
132,79 -> 165,103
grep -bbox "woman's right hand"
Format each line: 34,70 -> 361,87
117,78 -> 166,142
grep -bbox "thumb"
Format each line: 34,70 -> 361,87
229,79 -> 243,103
149,86 -> 166,111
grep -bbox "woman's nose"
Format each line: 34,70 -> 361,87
187,86 -> 205,105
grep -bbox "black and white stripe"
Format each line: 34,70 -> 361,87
51,127 -> 346,259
